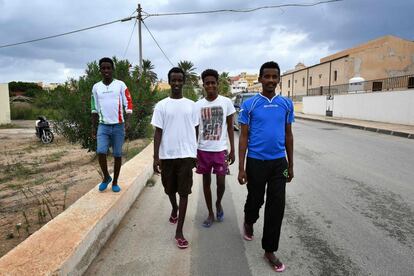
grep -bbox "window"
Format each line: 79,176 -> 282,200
302,78 -> 305,87
372,81 -> 382,91
309,76 -> 313,86
408,77 -> 414,88
288,80 -> 290,88
334,70 -> 338,82
319,74 -> 322,79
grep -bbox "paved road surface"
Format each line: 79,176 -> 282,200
86,120 -> 414,276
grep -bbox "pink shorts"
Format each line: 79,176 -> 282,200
196,149 -> 228,175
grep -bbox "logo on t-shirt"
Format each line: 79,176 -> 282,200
201,106 -> 223,141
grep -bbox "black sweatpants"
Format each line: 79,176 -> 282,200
244,157 -> 288,252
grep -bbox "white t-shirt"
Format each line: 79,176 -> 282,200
91,79 -> 133,124
195,95 -> 236,152
151,97 -> 198,159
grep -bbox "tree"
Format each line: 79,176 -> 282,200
218,72 -> 231,97
178,60 -> 198,86
8,81 -> 43,97
141,59 -> 158,84
178,60 -> 199,101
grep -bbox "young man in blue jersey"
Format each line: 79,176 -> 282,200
238,61 -> 294,272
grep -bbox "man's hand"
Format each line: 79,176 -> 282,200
153,158 -> 161,174
227,150 -> 235,165
125,114 -> 131,138
91,128 -> 97,140
287,165 -> 294,183
238,169 -> 247,185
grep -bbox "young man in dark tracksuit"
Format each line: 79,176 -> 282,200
238,61 -> 294,272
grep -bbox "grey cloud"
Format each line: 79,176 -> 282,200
1,0 -> 413,83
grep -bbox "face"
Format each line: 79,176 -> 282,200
259,68 -> 280,93
203,75 -> 218,98
169,72 -> 184,94
100,62 -> 113,80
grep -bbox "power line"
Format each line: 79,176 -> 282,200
123,19 -> 137,59
146,0 -> 343,17
0,1 -> 342,50
0,16 -> 137,49
142,21 -> 174,67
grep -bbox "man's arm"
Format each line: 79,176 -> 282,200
226,114 -> 235,165
124,113 -> 131,138
285,123 -> 294,182
153,127 -> 163,174
238,124 -> 248,184
91,113 -> 99,139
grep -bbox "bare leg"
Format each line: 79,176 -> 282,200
168,194 -> 178,218
175,195 -> 188,239
112,157 -> 122,185
98,154 -> 110,180
216,174 -> 225,213
203,174 -> 214,224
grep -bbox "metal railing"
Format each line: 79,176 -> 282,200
306,74 -> 414,96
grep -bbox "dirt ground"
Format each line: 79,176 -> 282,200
0,120 -> 150,257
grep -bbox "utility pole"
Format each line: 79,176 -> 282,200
137,3 -> 143,71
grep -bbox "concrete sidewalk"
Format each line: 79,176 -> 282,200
295,113 -> 414,139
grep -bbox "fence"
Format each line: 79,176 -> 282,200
307,74 -> 414,96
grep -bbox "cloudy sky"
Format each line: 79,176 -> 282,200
0,0 -> 413,83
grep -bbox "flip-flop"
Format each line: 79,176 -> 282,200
98,176 -> 112,191
264,254 -> 286,272
243,222 -> 253,241
175,238 -> 189,249
169,215 -> 178,225
216,209 -> 224,222
202,218 -> 213,228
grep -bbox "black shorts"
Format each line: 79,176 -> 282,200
160,158 -> 196,196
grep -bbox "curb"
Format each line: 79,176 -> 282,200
0,142 -> 154,275
296,116 -> 413,139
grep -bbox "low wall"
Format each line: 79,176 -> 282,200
0,143 -> 154,275
0,84 -> 11,125
302,90 -> 414,125
302,95 -> 326,116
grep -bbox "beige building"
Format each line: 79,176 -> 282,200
0,84 -> 11,124
281,35 -> 414,100
239,72 -> 259,87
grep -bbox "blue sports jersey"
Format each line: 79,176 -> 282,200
238,93 -> 294,160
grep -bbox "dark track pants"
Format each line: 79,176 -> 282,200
244,157 -> 288,252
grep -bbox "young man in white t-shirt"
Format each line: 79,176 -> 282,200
151,67 -> 198,249
195,69 -> 235,227
91,57 -> 133,193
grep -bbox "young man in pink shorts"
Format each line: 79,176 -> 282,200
195,69 -> 236,227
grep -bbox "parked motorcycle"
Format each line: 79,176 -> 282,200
35,116 -> 54,144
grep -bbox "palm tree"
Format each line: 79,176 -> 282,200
177,60 -> 198,86
219,72 -> 231,97
141,59 -> 158,84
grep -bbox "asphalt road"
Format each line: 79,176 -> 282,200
86,119 -> 414,276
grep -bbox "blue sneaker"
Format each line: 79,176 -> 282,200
98,176 -> 112,191
112,184 -> 121,193
217,210 -> 224,222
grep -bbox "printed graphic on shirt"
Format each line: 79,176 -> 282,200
201,106 -> 223,141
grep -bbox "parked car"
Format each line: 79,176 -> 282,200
233,92 -> 257,130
